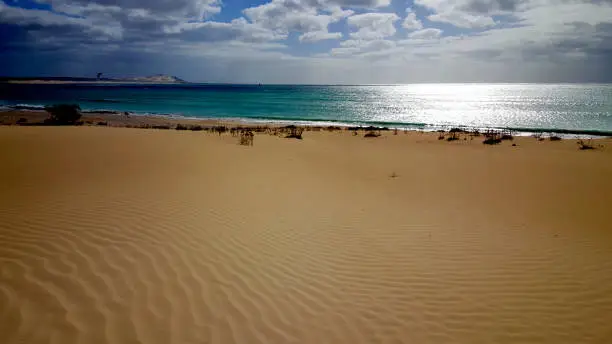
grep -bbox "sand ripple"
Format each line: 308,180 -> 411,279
1,127 -> 612,343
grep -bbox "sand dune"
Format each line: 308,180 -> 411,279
1,126 -> 612,344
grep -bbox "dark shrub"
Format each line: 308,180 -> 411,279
446,131 -> 460,141
365,125 -> 388,131
97,121 -> 108,126
44,104 -> 82,125
577,139 -> 595,150
364,131 -> 380,138
285,125 -> 304,139
549,136 -> 562,141
213,126 -> 227,135
286,133 -> 303,139
190,125 -> 204,131
152,125 -> 171,130
483,137 -> 502,145
482,130 -> 505,145
176,124 -> 188,130
239,129 -> 254,146
16,117 -> 28,124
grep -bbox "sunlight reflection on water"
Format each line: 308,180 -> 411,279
2,83 -> 611,133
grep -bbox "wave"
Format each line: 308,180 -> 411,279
82,98 -> 123,104
6,104 -> 47,111
81,110 -> 122,114
497,126 -> 612,137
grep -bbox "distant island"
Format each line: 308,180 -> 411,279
125,75 -> 187,83
1,74 -> 188,85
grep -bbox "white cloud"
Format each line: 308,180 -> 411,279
38,0 -> 222,20
414,0 -> 528,15
330,39 -> 396,56
245,7 -> 326,33
324,0 -> 392,8
3,0 -> 612,83
414,0 -> 502,28
0,2 -> 123,39
243,0 -> 352,43
408,28 -> 443,39
384,0 -> 612,69
0,1 -> 282,49
347,12 -> 399,40
329,6 -> 355,19
176,18 -> 284,43
456,2 -> 612,51
402,9 -> 423,30
427,11 -> 495,28
300,31 -> 343,41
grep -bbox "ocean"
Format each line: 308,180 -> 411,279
1,83 -> 611,135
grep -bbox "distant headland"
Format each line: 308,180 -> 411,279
1,74 -> 188,85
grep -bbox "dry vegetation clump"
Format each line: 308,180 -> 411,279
483,131 -> 503,145
239,129 -> 254,146
577,139 -> 595,150
283,125 -> 304,139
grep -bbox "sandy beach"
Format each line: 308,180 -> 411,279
1,123 -> 612,344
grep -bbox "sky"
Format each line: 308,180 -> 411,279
1,0 -> 612,83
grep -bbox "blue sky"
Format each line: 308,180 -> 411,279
1,0 -> 612,83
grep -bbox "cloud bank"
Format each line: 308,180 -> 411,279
1,0 -> 612,82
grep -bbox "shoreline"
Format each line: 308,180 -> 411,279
1,109 -> 611,152
3,81 -> 188,85
1,107 -> 611,139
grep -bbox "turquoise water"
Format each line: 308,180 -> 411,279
2,83 -> 611,135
